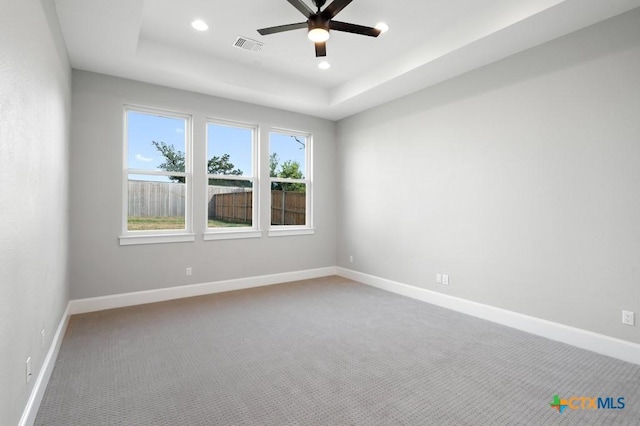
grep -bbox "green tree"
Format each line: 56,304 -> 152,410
208,153 -> 242,176
207,153 -> 247,187
152,141 -> 184,182
270,155 -> 305,192
152,141 -> 243,185
278,160 -> 303,180
269,153 -> 279,178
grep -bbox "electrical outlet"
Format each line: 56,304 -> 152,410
186,267 -> 192,276
442,274 -> 449,285
436,274 -> 442,284
349,256 -> 353,263
622,310 -> 635,326
41,329 -> 45,350
26,357 -> 32,384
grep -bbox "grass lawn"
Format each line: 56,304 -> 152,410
128,217 -> 248,230
128,216 -> 185,230
208,219 -> 250,228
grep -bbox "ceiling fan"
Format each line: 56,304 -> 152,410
257,0 -> 381,57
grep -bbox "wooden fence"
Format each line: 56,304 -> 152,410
209,190 -> 306,225
209,191 -> 253,224
128,181 -> 243,217
128,180 -> 185,217
270,190 -> 306,225
129,180 -> 305,225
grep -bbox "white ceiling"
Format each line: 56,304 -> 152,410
53,0 -> 640,120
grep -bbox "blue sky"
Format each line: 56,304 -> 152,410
127,111 -> 306,180
269,131 -> 307,177
207,123 -> 253,175
127,111 -> 185,182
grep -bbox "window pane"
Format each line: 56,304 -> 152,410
270,132 -> 306,178
127,174 -> 185,231
271,182 -> 306,226
207,123 -> 252,177
208,180 -> 253,228
127,111 -> 186,172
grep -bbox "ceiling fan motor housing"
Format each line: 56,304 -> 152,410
308,15 -> 330,32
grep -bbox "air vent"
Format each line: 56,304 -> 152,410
233,36 -> 264,52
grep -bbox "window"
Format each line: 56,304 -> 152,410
120,107 -> 194,245
269,130 -> 313,236
119,106 -> 313,244
205,120 -> 260,240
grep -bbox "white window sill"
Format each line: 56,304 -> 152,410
268,227 -> 315,237
119,233 -> 196,246
204,230 -> 263,241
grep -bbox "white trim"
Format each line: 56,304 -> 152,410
206,116 -> 259,131
268,129 -> 313,232
204,230 -> 262,240
122,105 -> 193,237
205,119 -> 260,234
268,227 -> 315,237
207,175 -> 254,182
19,304 -> 71,426
18,266 -> 640,424
127,170 -> 189,178
18,266 -> 335,423
305,134 -> 312,230
269,126 -> 310,138
119,233 -> 196,246
270,177 -> 308,184
69,267 -> 337,315
337,267 -> 640,366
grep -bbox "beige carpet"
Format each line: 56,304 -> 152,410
36,276 -> 640,425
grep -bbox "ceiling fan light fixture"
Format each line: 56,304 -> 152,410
318,61 -> 330,70
308,27 -> 330,43
375,22 -> 389,34
191,20 -> 209,32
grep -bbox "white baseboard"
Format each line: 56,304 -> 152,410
337,267 -> 640,366
69,266 -> 337,315
19,304 -> 70,426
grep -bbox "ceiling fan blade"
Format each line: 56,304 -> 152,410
321,0 -> 353,20
315,42 -> 327,57
329,20 -> 381,37
287,0 -> 314,18
258,22 -> 307,36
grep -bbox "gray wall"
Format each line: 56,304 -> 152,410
337,9 -> 640,344
0,0 -> 71,423
3,5 -> 639,423
69,71 -> 336,299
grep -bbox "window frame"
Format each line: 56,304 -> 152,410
119,105 -> 195,246
268,128 -> 314,237
204,118 -> 261,241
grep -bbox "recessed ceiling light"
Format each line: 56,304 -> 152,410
318,61 -> 330,70
375,22 -> 389,34
191,20 -> 209,32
